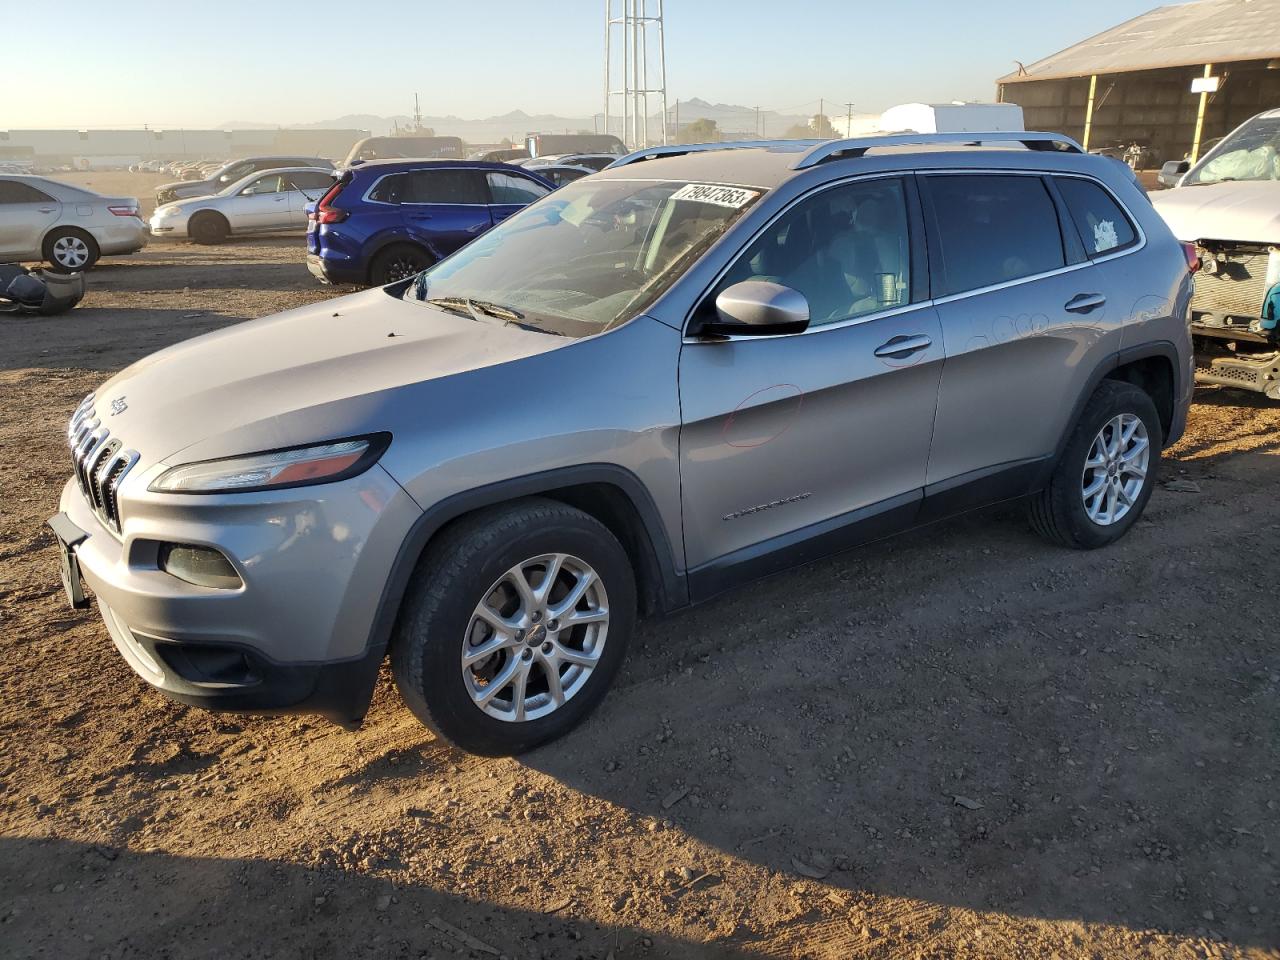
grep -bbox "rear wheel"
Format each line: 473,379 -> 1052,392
43,228 -> 98,272
392,499 -> 635,755
189,212 -> 229,245
1029,380 -> 1161,549
369,244 -> 431,286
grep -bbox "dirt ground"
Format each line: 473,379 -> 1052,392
1,172 -> 1277,960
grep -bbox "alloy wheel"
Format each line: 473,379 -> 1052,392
1081,413 -> 1149,526
461,553 -> 609,723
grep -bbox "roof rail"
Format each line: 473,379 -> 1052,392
607,139 -> 821,169
793,131 -> 1084,169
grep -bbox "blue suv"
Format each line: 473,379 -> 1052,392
306,160 -> 554,286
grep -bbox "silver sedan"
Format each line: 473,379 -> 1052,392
149,167 -> 334,244
0,175 -> 147,271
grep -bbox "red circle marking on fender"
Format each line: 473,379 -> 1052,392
721,383 -> 804,448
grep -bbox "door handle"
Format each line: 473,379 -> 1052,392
1065,293 -> 1106,314
407,213 -> 433,220
37,206 -> 57,213
273,197 -> 286,202
874,334 -> 933,359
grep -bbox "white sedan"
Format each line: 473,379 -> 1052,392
150,167 -> 334,244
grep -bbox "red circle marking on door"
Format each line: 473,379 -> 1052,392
721,383 -> 804,448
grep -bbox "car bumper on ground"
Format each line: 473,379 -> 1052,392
52,463 -> 422,727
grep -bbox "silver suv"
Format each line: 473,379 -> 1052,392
50,133 -> 1195,755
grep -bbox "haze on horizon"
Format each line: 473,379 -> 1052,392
5,0 -> 1160,129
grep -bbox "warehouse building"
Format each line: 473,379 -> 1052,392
0,128 -> 368,168
997,0 -> 1280,166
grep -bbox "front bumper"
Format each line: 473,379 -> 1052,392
149,212 -> 190,238
54,462 -> 422,726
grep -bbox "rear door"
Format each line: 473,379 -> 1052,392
400,169 -> 493,256
285,171 -> 335,228
485,170 -> 552,224
0,179 -> 61,260
919,172 -> 1121,492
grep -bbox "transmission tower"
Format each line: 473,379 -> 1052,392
603,0 -> 668,150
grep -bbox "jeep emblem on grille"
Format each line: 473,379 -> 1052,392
109,396 -> 128,416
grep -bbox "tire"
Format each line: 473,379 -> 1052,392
189,212 -> 229,245
1028,379 -> 1162,549
369,244 -> 431,286
392,498 -> 636,756
43,228 -> 99,272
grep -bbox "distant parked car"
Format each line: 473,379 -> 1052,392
474,148 -> 531,163
305,159 -> 553,285
155,156 -> 335,205
1151,107 -> 1280,399
150,167 -> 334,244
0,175 -> 146,271
341,136 -> 466,166
533,164 -> 596,189
525,153 -> 619,173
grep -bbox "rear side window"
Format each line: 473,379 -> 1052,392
925,175 -> 1065,296
1055,177 -> 1138,257
368,173 -> 406,204
0,180 -> 53,203
487,172 -> 550,205
404,170 -> 488,204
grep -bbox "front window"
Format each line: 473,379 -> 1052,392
408,179 -> 764,337
1184,114 -> 1280,185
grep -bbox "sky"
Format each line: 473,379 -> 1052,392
3,0 -> 1165,128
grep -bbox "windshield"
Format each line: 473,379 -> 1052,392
407,178 -> 764,337
1185,115 -> 1280,185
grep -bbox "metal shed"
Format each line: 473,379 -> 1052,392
997,0 -> 1280,166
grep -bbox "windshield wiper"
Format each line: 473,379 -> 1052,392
422,296 -> 524,323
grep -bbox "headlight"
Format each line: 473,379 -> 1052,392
149,434 -> 389,494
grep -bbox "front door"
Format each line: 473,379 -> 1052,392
234,173 -> 291,232
678,176 -> 943,593
400,169 -> 493,258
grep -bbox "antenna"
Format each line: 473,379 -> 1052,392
604,0 -> 668,150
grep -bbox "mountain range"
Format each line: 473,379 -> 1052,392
220,98 -> 814,142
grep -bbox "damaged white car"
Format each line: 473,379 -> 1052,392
1153,108 -> 1280,399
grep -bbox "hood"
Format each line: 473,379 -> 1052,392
157,178 -> 215,197
1151,181 -> 1280,245
90,285 -> 568,465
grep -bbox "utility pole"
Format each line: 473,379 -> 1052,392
754,106 -> 760,138
674,99 -> 679,142
819,98 -> 824,137
846,102 -> 854,138
604,0 -> 668,148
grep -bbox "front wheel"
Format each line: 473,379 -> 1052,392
392,499 -> 636,755
1029,380 -> 1162,549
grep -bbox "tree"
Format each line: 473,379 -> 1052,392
783,114 -> 835,140
677,117 -> 719,144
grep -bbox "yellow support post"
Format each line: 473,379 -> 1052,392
1190,63 -> 1213,163
1082,75 -> 1098,151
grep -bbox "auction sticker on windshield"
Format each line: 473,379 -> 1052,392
670,183 -> 759,208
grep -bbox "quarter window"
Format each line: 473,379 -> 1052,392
487,172 -> 551,205
1055,177 -> 1137,257
925,175 -> 1065,296
715,177 -> 912,327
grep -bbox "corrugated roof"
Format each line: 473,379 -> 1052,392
999,0 -> 1280,83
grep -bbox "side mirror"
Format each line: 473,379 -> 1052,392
696,280 -> 810,337
1158,159 -> 1190,187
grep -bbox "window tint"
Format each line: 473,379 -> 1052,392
1055,177 -> 1137,256
0,180 -> 54,203
241,175 -> 285,195
368,173 -> 406,204
404,170 -> 488,204
487,171 -> 550,205
287,171 -> 335,192
926,175 -> 1065,296
716,177 -> 912,327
